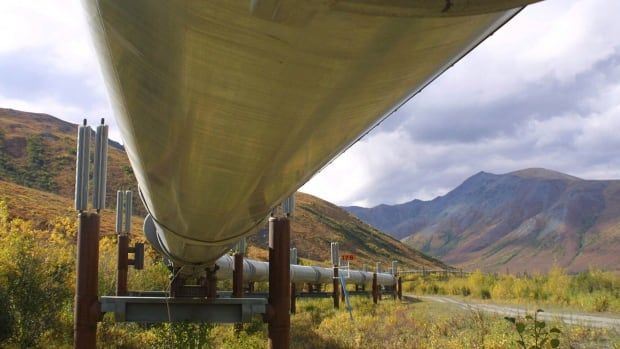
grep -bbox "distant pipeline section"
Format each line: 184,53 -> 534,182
144,214 -> 396,286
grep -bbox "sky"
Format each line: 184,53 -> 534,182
1,0 -> 619,208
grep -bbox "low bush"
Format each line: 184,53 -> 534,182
405,266 -> 620,313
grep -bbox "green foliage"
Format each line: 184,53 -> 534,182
23,135 -> 59,191
152,322 -> 213,348
0,134 -> 59,192
404,267 -> 620,313
0,201 -> 616,348
0,131 -> 18,181
0,201 -> 73,348
0,287 -> 13,342
122,164 -> 133,176
505,309 -> 562,349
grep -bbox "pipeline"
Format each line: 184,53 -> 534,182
81,1 -> 534,268
144,215 -> 395,286
215,254 -> 396,286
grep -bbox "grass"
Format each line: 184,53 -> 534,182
91,298 -> 620,349
403,268 -> 620,314
0,198 -> 617,348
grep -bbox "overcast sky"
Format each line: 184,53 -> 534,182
1,0 -> 619,207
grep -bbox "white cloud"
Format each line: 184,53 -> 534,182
0,0 -> 116,138
0,1 -> 97,75
302,0 -> 620,206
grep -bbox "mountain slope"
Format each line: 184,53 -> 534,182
0,108 -> 143,214
0,107 -> 443,269
346,169 -> 620,273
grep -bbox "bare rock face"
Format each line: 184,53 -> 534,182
346,168 -> 620,273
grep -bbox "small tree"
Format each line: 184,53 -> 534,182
505,309 -> 561,349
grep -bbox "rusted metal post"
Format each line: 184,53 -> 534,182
397,276 -> 403,300
116,234 -> 129,296
268,217 -> 290,349
372,272 -> 378,304
248,281 -> 255,293
290,283 -> 297,314
233,252 -> 244,298
233,252 -> 244,332
170,268 -> 184,298
74,212 -> 101,349
206,266 -> 218,299
332,266 -> 340,309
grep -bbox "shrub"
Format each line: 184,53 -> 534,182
505,309 -> 561,349
0,202 -> 73,347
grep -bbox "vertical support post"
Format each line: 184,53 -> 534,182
116,234 -> 129,296
290,283 -> 297,315
290,247 -> 297,314
92,120 -> 108,211
333,266 -> 340,309
170,268 -> 184,298
206,266 -> 218,299
115,190 -> 133,296
233,250 -> 244,333
233,253 -> 244,298
74,121 -> 90,211
392,261 -> 398,300
372,272 -> 378,304
375,262 -> 382,301
268,217 -> 290,349
397,276 -> 402,301
330,242 -> 340,309
74,212 -> 100,349
362,264 -> 367,292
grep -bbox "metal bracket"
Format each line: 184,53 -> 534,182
100,296 -> 267,323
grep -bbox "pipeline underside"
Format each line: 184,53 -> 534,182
82,0 -> 538,267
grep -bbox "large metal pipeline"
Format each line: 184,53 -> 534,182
82,0 -> 539,267
215,254 -> 396,286
144,215 -> 394,284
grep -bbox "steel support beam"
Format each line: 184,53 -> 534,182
206,266 -> 218,299
332,266 -> 340,309
101,296 -> 266,323
233,252 -> 244,332
74,212 -> 101,349
116,234 -> 129,296
290,283 -> 297,314
267,217 -> 290,349
372,272 -> 378,304
233,253 -> 244,298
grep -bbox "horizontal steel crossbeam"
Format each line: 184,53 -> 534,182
100,296 -> 267,323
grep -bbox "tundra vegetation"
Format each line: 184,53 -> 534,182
0,203 -> 617,348
403,268 -> 620,313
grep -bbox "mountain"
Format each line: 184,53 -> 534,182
345,169 -> 620,273
0,107 -> 443,269
0,108 -> 143,214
